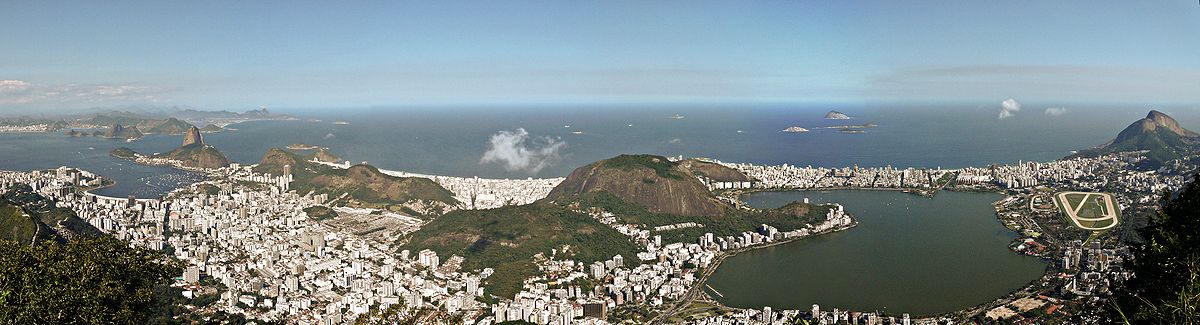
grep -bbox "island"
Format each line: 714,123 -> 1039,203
825,110 -> 852,119
199,124 -> 225,133
821,122 -> 877,129
781,126 -> 810,133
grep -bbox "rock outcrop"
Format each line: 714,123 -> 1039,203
182,126 -> 204,146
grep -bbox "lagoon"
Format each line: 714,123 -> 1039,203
707,190 -> 1048,316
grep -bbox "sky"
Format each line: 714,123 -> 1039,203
1,1 -> 1198,112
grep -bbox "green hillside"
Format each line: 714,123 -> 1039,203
145,117 -> 193,134
255,148 -> 457,214
1073,110 -> 1199,168
403,201 -> 639,298
155,143 -> 231,169
0,185 -> 102,244
571,191 -> 829,243
549,154 -> 729,216
0,202 -> 37,244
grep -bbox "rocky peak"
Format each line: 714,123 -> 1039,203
182,126 -> 204,146
1115,110 -> 1197,144
1144,110 -> 1195,137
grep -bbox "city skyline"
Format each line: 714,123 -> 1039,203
2,1 -> 1199,112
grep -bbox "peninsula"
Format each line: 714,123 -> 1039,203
110,126 -> 231,170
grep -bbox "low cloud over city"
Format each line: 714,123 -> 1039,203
480,128 -> 567,174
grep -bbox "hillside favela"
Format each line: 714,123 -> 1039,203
2,2 -> 1199,325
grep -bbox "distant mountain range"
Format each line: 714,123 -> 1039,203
71,106 -> 291,121
7,107 -> 294,133
1073,110 -> 1199,168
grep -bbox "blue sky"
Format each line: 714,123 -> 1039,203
1,1 -> 1198,112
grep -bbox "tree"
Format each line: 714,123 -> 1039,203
1110,173 -> 1200,323
0,236 -> 184,324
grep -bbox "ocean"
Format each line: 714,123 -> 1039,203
1,103 -> 1194,197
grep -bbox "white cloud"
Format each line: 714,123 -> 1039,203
480,128 -> 567,174
0,80 -> 29,91
0,79 -> 168,106
1044,107 -> 1068,116
324,133 -> 336,139
999,98 -> 1021,120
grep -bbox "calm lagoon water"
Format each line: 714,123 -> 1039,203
707,190 -> 1048,316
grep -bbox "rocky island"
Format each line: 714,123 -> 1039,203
782,126 -> 810,133
825,110 -> 852,120
199,124 -> 225,133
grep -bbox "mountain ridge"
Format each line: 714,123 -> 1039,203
1074,110 -> 1199,167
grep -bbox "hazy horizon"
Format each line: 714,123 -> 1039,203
3,1 -> 1199,113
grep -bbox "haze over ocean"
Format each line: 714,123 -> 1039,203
2,103 -> 1196,198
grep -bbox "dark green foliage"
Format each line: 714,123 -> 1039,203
0,236 -> 185,324
1110,173 -> 1200,323
303,206 -> 339,221
353,302 -> 461,325
199,124 -> 224,133
599,154 -> 685,180
145,117 -> 193,134
110,147 -> 139,159
403,201 -> 640,298
155,143 -> 231,169
0,203 -> 35,244
0,185 -> 102,243
255,148 -> 457,208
